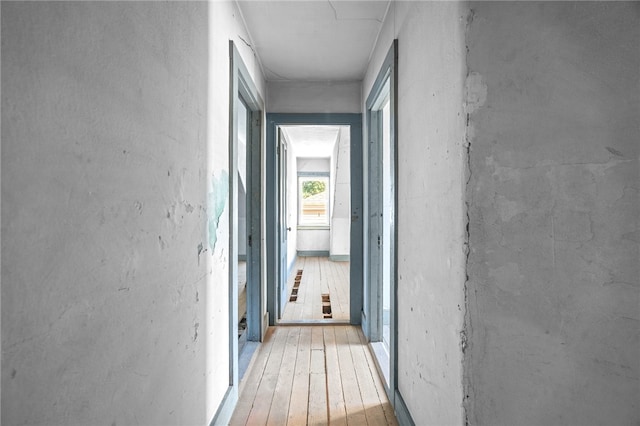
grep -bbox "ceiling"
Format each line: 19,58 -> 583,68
237,1 -> 390,81
281,125 -> 345,157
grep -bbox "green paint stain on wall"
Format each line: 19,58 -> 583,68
208,170 -> 229,251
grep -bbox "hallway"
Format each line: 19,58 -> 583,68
2,2 -> 638,425
230,325 -> 397,425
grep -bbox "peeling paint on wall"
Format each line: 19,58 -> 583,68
207,170 -> 229,251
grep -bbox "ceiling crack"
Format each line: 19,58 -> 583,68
327,0 -> 383,23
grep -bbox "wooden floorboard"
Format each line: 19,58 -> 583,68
334,326 -> 368,425
232,326 -> 397,426
230,327 -> 276,426
347,326 -> 389,425
357,328 -> 398,426
324,327 -> 348,426
244,326 -> 289,425
266,328 -> 300,425
287,327 -> 312,426
282,257 -> 350,322
328,260 -> 349,319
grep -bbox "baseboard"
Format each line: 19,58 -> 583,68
209,386 -> 237,426
297,250 -> 329,257
394,389 -> 415,426
329,254 -> 350,262
370,342 -> 390,389
263,312 -> 269,340
238,341 -> 259,383
361,311 -> 368,337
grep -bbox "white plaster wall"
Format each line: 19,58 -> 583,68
330,136 -> 339,221
464,4 -> 640,425
297,230 -> 331,253
1,2 -> 207,424
330,225 -> 350,256
363,2 -> 468,424
298,157 -> 330,173
207,0 -> 266,421
330,127 -> 351,257
267,81 -> 361,113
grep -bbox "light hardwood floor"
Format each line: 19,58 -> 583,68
230,325 -> 398,426
281,257 -> 350,321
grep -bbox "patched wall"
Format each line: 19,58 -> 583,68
464,3 -> 639,425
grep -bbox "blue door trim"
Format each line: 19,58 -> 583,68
364,40 -> 410,421
266,113 -> 363,325
226,42 -> 264,415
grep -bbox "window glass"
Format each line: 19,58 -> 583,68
298,175 -> 330,226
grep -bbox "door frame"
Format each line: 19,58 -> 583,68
266,113 -> 363,325
277,129 -> 289,318
228,40 -> 263,387
210,41 -> 264,426
364,40 -> 406,415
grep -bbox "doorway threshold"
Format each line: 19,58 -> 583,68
370,341 -> 390,388
277,319 -> 350,326
239,339 -> 260,381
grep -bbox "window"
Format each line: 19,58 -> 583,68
298,174 -> 330,227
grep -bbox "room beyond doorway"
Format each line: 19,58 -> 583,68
266,114 -> 363,326
278,124 -> 351,323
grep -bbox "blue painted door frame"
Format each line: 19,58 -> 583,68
266,113 -> 363,325
363,40 -> 414,426
212,41 -> 265,426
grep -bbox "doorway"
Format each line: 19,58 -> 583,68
278,125 -> 351,322
229,42 -> 263,387
364,40 -> 398,403
266,114 -> 363,326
